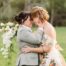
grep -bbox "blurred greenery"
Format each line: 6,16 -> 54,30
0,27 -> 66,66
0,0 -> 66,26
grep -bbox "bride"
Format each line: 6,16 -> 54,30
22,6 -> 66,66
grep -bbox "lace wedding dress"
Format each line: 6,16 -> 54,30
42,34 -> 63,66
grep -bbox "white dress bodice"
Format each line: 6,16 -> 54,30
41,34 -> 63,66
42,34 -> 57,47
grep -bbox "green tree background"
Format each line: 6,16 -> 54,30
0,0 -> 66,26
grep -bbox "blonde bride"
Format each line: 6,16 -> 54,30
22,6 -> 66,66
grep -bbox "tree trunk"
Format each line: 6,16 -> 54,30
50,0 -> 54,25
24,0 -> 32,11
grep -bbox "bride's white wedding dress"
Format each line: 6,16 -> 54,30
42,34 -> 64,66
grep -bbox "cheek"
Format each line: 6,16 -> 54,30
33,18 -> 39,23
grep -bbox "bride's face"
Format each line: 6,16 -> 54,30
33,16 -> 42,26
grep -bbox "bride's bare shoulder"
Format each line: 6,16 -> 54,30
47,22 -> 56,39
48,23 -> 55,30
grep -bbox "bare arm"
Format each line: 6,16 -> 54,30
31,45 -> 51,53
22,44 -> 51,53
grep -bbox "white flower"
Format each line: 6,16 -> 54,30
1,48 -> 9,56
0,23 -> 5,26
1,22 -> 17,58
6,22 -> 14,26
0,48 -> 4,52
2,51 -> 7,55
15,24 -> 19,27
3,34 -> 11,44
5,26 -> 10,31
5,42 -> 11,48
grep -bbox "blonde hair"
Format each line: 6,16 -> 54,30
31,6 -> 49,21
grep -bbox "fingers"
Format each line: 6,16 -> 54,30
21,47 -> 31,53
21,48 -> 27,53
